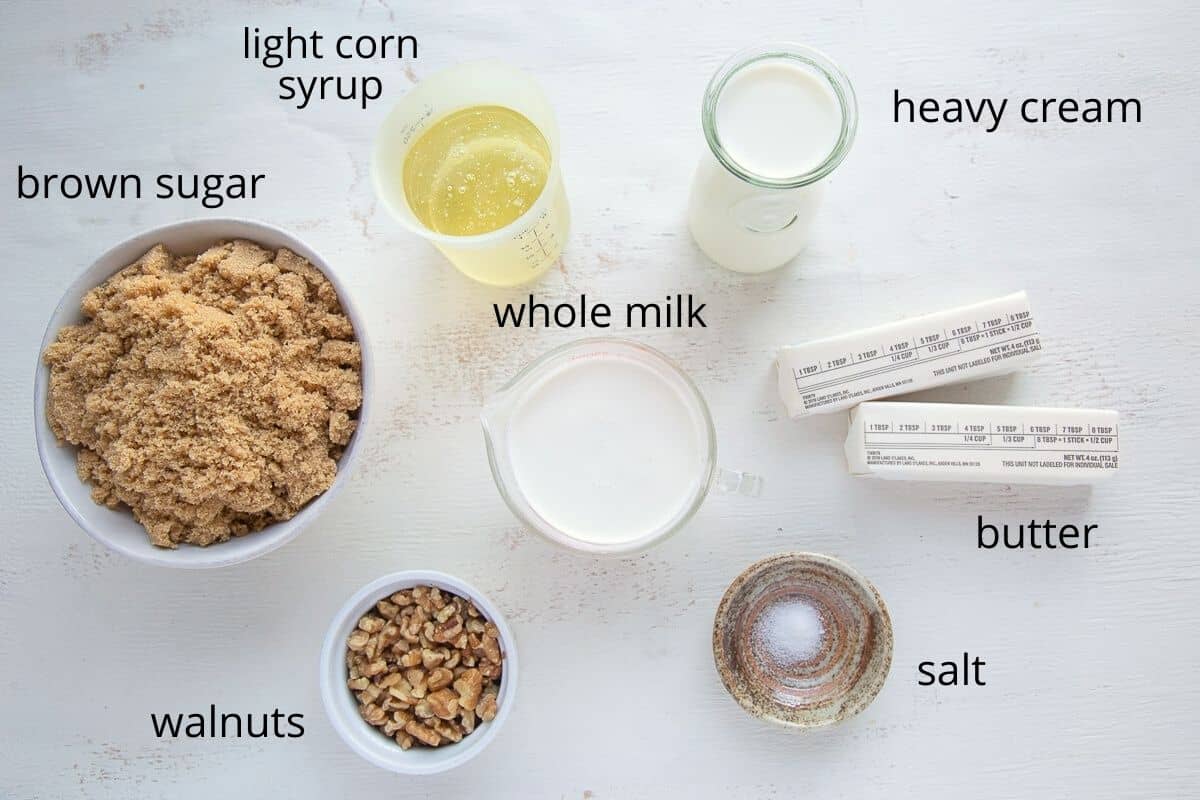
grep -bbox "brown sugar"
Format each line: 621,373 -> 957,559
43,240 -> 363,548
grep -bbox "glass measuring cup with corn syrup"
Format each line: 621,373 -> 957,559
481,338 -> 763,555
373,61 -> 570,286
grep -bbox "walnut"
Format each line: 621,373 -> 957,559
433,616 -> 464,643
405,668 -> 427,698
454,669 -> 483,711
387,682 -> 415,706
427,667 -> 454,691
432,718 -> 463,743
480,633 -> 501,664
345,585 -> 504,750
427,688 -> 459,720
377,623 -> 401,650
361,704 -> 386,726
405,719 -> 440,747
477,693 -> 498,722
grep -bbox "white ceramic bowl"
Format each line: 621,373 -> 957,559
319,571 -> 518,775
34,218 -> 373,569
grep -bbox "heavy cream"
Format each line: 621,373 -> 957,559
506,356 -> 708,545
715,59 -> 843,179
688,45 -> 857,274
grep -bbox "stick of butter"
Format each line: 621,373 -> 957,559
776,292 -> 1041,418
845,402 -> 1119,485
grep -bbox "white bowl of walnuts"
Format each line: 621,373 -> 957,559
319,571 -> 517,774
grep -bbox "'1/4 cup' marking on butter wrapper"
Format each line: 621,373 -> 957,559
844,402 -> 1119,485
776,292 -> 1041,418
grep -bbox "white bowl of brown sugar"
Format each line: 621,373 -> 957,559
34,218 -> 372,568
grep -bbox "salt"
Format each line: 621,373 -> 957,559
752,597 -> 825,665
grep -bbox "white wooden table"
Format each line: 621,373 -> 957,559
2,1 -> 1198,796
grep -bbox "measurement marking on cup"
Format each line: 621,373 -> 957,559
518,212 -> 553,268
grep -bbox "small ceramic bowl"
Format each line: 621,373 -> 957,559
713,552 -> 892,728
34,218 -> 372,569
319,571 -> 518,775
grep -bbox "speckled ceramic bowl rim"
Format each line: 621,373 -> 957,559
712,552 -> 893,728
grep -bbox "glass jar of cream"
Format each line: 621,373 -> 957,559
687,43 -> 858,274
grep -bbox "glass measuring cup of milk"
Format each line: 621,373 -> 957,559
481,338 -> 762,555
687,43 -> 857,274
373,60 -> 570,286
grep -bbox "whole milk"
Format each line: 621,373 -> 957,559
507,357 -> 707,545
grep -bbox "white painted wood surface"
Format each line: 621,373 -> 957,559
2,0 -> 1198,796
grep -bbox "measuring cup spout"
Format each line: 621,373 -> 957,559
712,467 -> 764,498
480,388 -> 516,445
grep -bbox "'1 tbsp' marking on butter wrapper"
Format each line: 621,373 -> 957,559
844,402 -> 1119,485
776,292 -> 1041,418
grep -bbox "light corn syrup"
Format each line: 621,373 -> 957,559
402,105 -> 550,236
715,58 -> 842,179
507,357 -> 706,545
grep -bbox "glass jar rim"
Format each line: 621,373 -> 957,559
701,42 -> 859,189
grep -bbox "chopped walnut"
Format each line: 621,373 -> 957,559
477,693 -> 498,723
427,667 -> 454,691
454,669 -> 483,712
346,585 -> 504,749
405,719 -> 440,747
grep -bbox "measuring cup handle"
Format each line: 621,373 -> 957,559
712,467 -> 764,498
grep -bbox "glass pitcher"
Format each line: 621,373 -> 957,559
481,338 -> 762,555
